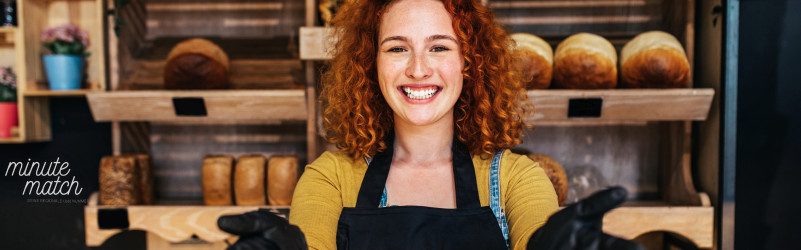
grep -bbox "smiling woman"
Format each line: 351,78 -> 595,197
218,1 -> 642,250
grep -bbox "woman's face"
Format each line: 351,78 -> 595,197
377,0 -> 464,127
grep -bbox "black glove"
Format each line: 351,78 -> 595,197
527,186 -> 644,250
218,209 -> 308,250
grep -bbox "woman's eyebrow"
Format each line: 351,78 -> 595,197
427,34 -> 457,43
379,34 -> 458,46
380,36 -> 407,46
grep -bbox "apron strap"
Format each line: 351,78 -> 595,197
355,134 -> 481,208
489,150 -> 510,247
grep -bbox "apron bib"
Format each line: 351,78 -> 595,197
335,136 -> 508,250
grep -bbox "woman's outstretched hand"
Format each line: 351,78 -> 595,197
527,187 -> 644,250
218,209 -> 308,250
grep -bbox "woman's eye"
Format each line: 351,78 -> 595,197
387,47 -> 406,52
431,46 -> 449,52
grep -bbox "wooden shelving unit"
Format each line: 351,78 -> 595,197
299,0 -> 714,249
0,0 -> 107,144
83,0 -> 715,249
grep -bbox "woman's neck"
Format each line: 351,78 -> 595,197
392,113 -> 455,167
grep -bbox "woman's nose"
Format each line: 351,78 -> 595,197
405,53 -> 433,79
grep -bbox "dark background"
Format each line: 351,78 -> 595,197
1,0 -> 800,249
733,0 -> 801,249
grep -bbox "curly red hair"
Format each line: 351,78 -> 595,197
321,0 -> 532,159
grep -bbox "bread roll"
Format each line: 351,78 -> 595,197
125,154 -> 155,205
511,33 -> 553,89
527,154 -> 568,206
99,156 -> 142,206
267,156 -> 300,205
553,33 -> 617,89
234,155 -> 267,205
164,38 -> 230,89
202,155 -> 234,206
620,31 -> 691,88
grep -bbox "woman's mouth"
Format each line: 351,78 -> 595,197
400,86 -> 440,100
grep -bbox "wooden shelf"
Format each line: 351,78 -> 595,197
84,190 -> 712,248
84,192 -> 290,247
606,202 -> 713,248
0,27 -> 16,33
24,88 -> 105,97
527,89 -> 715,125
86,90 -> 308,123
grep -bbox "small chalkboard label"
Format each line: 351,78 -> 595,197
98,208 -> 130,229
567,98 -> 603,118
173,97 -> 207,116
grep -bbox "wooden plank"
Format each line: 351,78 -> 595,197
604,206 -> 713,248
84,192 -> 290,246
299,27 -> 334,60
86,90 -> 308,123
23,87 -> 104,97
526,89 -> 714,122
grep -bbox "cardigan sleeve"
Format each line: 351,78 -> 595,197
288,151 -> 343,250
500,151 -> 559,250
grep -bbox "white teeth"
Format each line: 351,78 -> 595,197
402,87 -> 438,100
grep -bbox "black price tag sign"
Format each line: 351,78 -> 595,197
173,97 -> 207,116
567,98 -> 603,118
98,208 -> 130,229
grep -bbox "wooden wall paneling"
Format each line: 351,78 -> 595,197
149,123 -> 307,199
490,0 -> 664,39
120,122 -> 151,155
516,124 -> 661,202
145,0 -> 304,39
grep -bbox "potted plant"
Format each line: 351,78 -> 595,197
0,66 -> 17,138
41,23 -> 90,90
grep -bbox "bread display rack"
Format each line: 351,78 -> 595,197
84,1 -> 311,249
0,0 -> 106,143
84,0 -> 716,249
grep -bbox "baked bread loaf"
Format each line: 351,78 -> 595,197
511,33 -> 553,89
99,156 -> 142,206
164,38 -> 230,89
202,155 -> 234,206
125,154 -> 155,205
267,155 -> 299,205
620,31 -> 691,88
527,154 -> 568,206
234,155 -> 267,205
552,33 -> 618,89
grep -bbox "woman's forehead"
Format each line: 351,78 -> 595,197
378,0 -> 456,41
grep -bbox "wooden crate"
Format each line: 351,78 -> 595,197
1,0 -> 107,143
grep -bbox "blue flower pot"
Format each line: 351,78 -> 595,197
43,55 -> 84,90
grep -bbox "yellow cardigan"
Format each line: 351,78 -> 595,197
288,150 -> 558,250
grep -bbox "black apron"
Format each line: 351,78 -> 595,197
335,137 -> 508,250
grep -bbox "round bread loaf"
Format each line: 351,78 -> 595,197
620,31 -> 691,88
99,156 -> 142,206
234,155 -> 267,206
164,38 -> 230,89
267,155 -> 300,205
202,155 -> 234,206
511,33 -> 553,89
527,154 -> 568,206
552,33 -> 617,89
